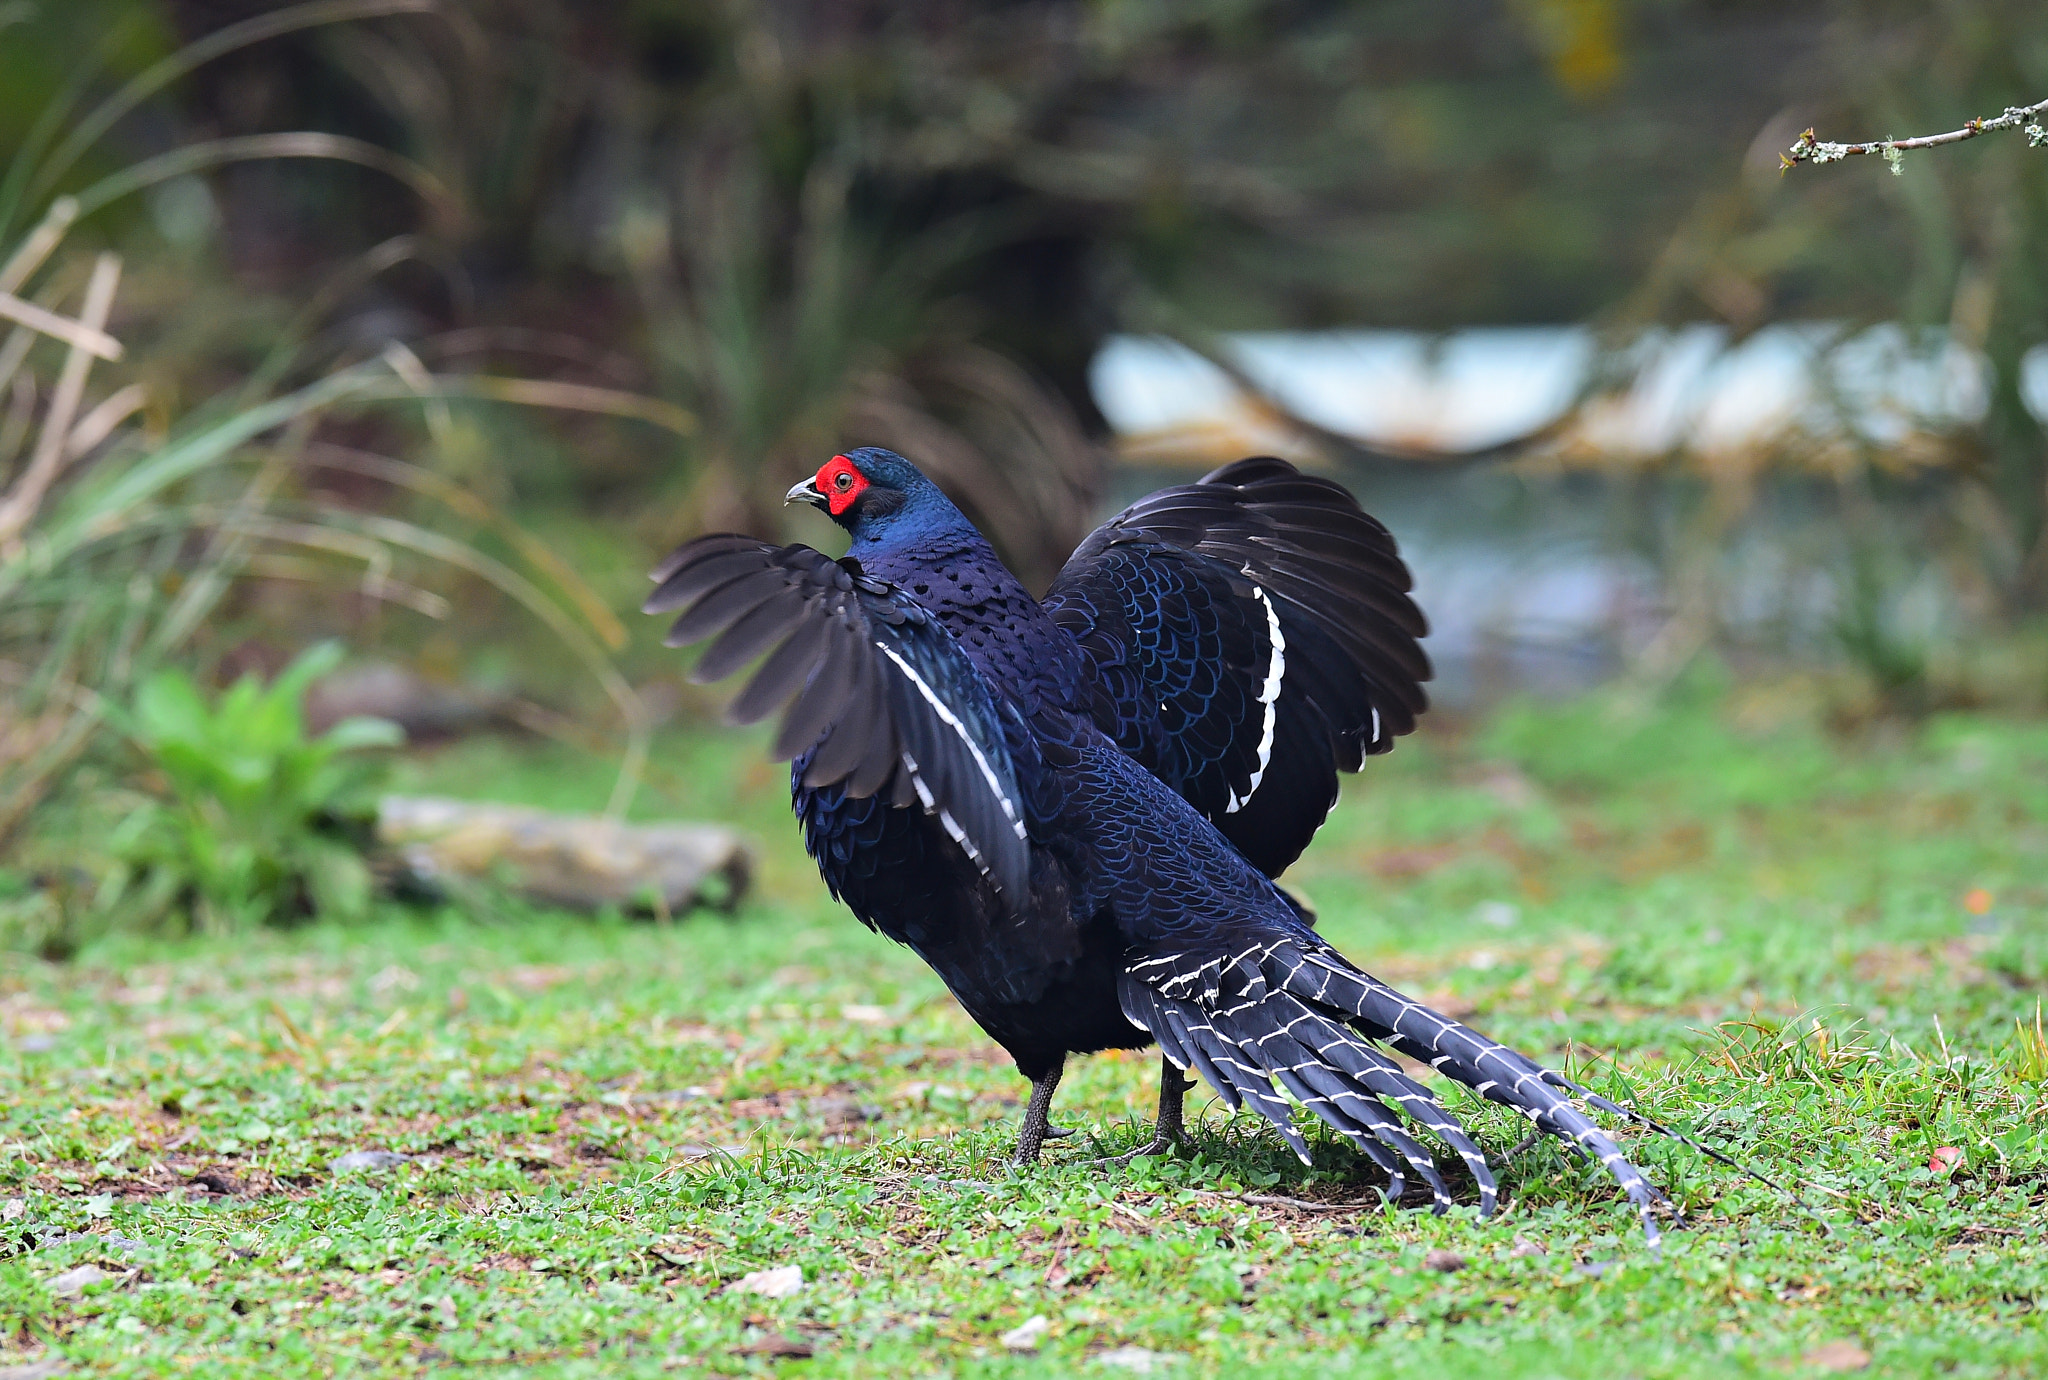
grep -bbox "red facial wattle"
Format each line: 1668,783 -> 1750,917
816,455 -> 869,516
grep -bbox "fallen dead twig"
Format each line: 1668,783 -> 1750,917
1172,1185 -> 1385,1214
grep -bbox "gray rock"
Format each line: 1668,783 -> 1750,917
333,1150 -> 411,1172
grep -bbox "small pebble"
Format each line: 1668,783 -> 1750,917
36,1233 -> 144,1256
48,1265 -> 106,1297
728,1264 -> 804,1299
1423,1249 -> 1467,1273
1804,1341 -> 1872,1373
634,1087 -> 711,1104
1000,1315 -> 1050,1352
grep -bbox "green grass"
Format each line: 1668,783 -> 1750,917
4,682 -> 2047,1377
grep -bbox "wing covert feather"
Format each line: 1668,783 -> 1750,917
1045,456 -> 1430,875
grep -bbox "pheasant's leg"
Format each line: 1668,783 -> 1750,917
1152,1057 -> 1190,1148
1095,1056 -> 1191,1164
1011,1064 -> 1065,1166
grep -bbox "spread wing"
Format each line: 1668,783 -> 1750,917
1042,456 -> 1429,876
645,535 -> 1031,902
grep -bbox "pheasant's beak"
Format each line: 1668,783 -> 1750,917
785,477 -> 826,509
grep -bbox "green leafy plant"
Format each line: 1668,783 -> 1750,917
1,3 -> 667,873
104,641 -> 401,934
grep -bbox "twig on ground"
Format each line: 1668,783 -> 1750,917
1110,1200 -> 1156,1228
1784,97 -> 2048,174
1173,1186 -> 1384,1214
1238,1191 -> 1380,1213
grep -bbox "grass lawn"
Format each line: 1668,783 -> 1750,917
4,679 -> 2046,1377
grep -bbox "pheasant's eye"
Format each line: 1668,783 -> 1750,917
834,471 -> 855,491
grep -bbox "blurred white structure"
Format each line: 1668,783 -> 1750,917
1091,327 -> 2044,466
1090,328 -> 2047,700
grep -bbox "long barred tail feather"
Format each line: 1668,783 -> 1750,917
1123,978 -> 1502,1217
1152,998 -> 1313,1163
1222,991 -> 1492,1214
1286,946 -> 1671,1246
1131,982 -> 1404,1202
1123,937 -> 1673,1245
1540,1068 -> 1803,1206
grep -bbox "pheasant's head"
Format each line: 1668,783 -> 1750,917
785,447 -> 959,548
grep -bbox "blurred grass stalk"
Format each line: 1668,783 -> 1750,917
0,1 -> 751,857
1,226 -> 673,858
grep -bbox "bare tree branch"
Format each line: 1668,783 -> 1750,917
1784,98 -> 2048,174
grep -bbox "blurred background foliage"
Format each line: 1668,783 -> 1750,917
1,0 -> 2045,936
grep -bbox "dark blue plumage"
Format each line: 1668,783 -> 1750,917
647,447 -> 1671,1240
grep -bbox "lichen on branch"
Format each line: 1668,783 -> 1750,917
1783,97 -> 2048,175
